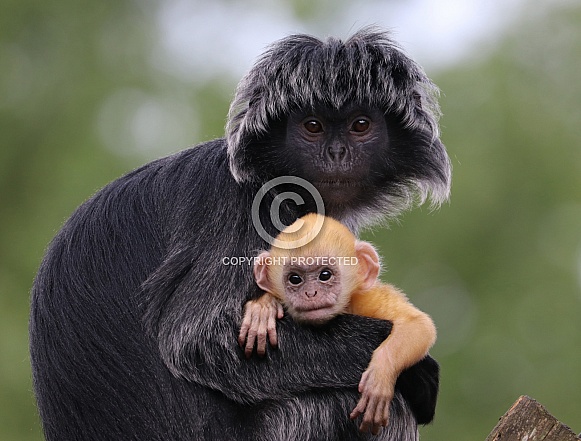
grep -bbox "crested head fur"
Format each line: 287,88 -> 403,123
227,27 -> 451,228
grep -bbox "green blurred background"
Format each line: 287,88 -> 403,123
1,0 -> 580,439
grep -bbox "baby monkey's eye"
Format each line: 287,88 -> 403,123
288,273 -> 303,285
318,269 -> 333,281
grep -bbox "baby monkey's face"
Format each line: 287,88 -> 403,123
281,263 -> 350,324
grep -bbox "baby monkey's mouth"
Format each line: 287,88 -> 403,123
292,305 -> 339,325
293,302 -> 336,312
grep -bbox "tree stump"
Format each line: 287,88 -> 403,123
486,395 -> 579,441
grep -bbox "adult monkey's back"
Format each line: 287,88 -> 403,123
30,28 -> 450,441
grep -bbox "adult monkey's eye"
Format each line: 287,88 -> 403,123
288,273 -> 303,285
350,118 -> 370,133
304,119 -> 323,134
318,269 -> 333,281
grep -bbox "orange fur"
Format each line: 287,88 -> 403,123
349,283 -> 436,391
264,213 -> 436,377
245,213 -> 436,431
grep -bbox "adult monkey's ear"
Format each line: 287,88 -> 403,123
253,251 -> 274,292
354,241 -> 380,291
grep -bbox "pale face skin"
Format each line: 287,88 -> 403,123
281,264 -> 346,324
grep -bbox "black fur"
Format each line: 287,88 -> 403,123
30,28 -> 445,441
228,27 -> 450,221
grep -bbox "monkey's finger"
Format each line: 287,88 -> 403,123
276,302 -> 284,319
244,311 -> 260,358
244,333 -> 256,358
350,395 -> 368,420
238,309 -> 253,347
255,313 -> 268,356
359,417 -> 372,433
360,396 -> 379,433
382,402 -> 391,428
267,311 -> 278,348
370,399 -> 387,435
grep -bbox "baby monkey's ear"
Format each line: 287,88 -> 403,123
354,241 -> 380,291
254,251 -> 274,292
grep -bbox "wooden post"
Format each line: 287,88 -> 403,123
485,396 -> 579,441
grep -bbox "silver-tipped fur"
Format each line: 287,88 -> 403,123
228,29 -> 448,182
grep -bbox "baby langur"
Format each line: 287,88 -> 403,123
238,214 -> 436,435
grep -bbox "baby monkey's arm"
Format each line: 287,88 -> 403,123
349,283 -> 436,434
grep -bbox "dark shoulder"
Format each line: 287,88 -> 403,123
62,138 -> 232,228
94,138 -> 231,201
123,138 -> 229,185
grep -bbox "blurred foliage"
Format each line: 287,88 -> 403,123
0,0 -> 580,440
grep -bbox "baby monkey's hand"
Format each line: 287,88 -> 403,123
350,351 -> 397,435
238,294 -> 284,358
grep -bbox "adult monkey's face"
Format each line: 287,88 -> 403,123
283,105 -> 390,208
